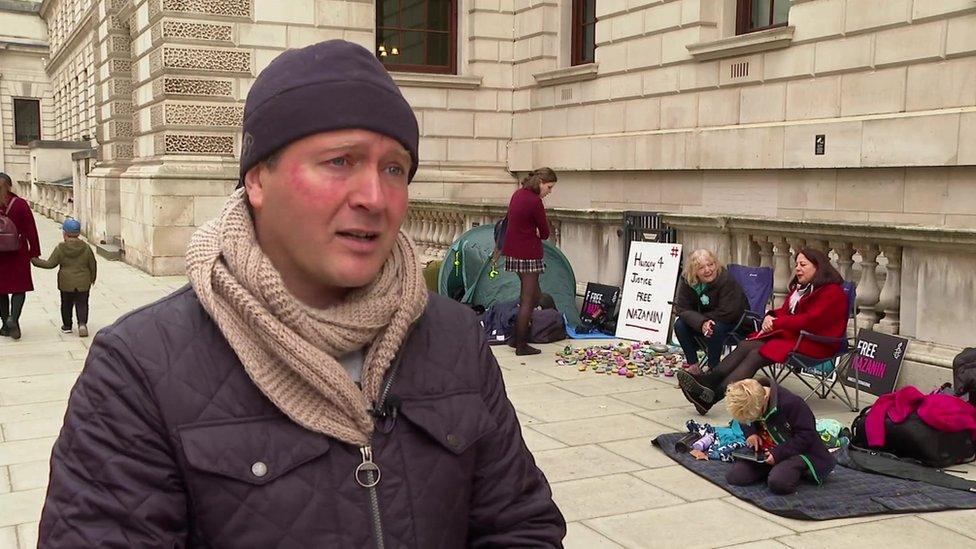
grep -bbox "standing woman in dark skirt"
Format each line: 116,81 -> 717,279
0,172 -> 41,340
501,168 -> 557,356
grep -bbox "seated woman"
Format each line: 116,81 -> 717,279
723,378 -> 835,494
672,249 -> 749,375
677,248 -> 847,414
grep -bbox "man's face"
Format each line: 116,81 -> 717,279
244,129 -> 411,308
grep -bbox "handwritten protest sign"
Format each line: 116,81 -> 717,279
615,242 -> 682,343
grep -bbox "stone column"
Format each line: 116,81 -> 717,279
876,245 -> 902,334
806,239 -> 829,253
746,236 -> 760,266
855,243 -> 882,331
772,236 -> 791,307
116,0 -> 253,274
756,236 -> 773,268
831,241 -> 855,283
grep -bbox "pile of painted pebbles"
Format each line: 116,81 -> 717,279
554,341 -> 686,378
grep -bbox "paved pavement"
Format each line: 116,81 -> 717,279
1,215 -> 975,548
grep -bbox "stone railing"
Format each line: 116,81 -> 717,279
31,178 -> 75,222
405,200 -> 627,293
660,214 -> 976,388
407,201 -> 972,387
13,179 -> 32,200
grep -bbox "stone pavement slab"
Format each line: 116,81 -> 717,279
1,215 -> 974,548
532,444 -> 645,483
775,515 -> 976,548
633,465 -> 731,502
564,522 -> 625,549
599,436 -> 680,469
583,499 -> 794,549
532,414 -> 672,446
550,473 -> 684,522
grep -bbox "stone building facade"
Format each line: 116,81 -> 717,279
4,0 -> 975,385
0,0 -> 52,186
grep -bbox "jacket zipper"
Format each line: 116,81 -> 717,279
357,353 -> 405,549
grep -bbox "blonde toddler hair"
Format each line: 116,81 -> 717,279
725,379 -> 767,423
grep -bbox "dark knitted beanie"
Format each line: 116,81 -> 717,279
239,40 -> 419,185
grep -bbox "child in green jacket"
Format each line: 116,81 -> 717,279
31,218 -> 97,337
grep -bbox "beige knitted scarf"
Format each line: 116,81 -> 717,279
185,188 -> 428,446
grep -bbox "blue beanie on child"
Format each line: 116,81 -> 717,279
62,218 -> 81,234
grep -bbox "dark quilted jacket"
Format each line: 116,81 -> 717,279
38,286 -> 565,548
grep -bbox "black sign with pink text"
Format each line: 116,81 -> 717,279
844,330 -> 909,396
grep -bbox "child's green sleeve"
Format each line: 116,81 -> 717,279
31,245 -> 62,269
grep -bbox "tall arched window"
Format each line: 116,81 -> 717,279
376,0 -> 457,74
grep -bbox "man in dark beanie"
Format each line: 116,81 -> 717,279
40,40 -> 565,548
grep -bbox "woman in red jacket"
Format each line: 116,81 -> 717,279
677,248 -> 847,414
0,172 -> 42,340
501,168 -> 557,356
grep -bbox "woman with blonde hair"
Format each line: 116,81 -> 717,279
678,248 -> 847,414
672,249 -> 748,374
501,167 -> 557,355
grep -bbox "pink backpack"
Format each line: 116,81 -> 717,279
0,197 -> 21,252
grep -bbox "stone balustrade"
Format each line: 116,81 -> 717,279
405,199 -> 626,294
407,201 -> 973,389
16,178 -> 74,223
31,179 -> 74,222
660,213 -> 976,388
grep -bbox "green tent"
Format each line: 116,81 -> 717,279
438,224 -> 580,327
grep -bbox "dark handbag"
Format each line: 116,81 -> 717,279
852,405 -> 976,469
0,197 -> 21,252
530,309 -> 567,343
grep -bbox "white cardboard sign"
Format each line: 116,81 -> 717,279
615,241 -> 683,343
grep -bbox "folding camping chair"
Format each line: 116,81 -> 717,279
689,264 -> 774,363
772,281 -> 861,411
725,264 -> 774,346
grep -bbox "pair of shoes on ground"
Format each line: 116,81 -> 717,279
1,320 -> 20,340
60,325 -> 89,337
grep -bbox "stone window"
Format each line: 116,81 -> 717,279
571,0 -> 596,66
736,0 -> 790,35
13,99 -> 41,146
376,0 -> 457,74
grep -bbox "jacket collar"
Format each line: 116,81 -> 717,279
757,377 -> 780,421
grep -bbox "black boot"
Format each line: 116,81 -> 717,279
0,295 -> 8,337
8,293 -> 24,340
676,369 -> 716,403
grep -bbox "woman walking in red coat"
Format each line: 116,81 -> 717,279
0,172 -> 41,340
677,248 -> 847,414
501,168 -> 557,356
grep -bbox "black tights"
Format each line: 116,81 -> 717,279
0,293 -> 26,325
700,339 -> 773,401
515,272 -> 541,352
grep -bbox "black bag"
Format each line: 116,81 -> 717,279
851,405 -> 976,469
953,347 -> 976,405
530,309 -> 567,343
482,301 -> 567,344
493,215 -> 509,250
